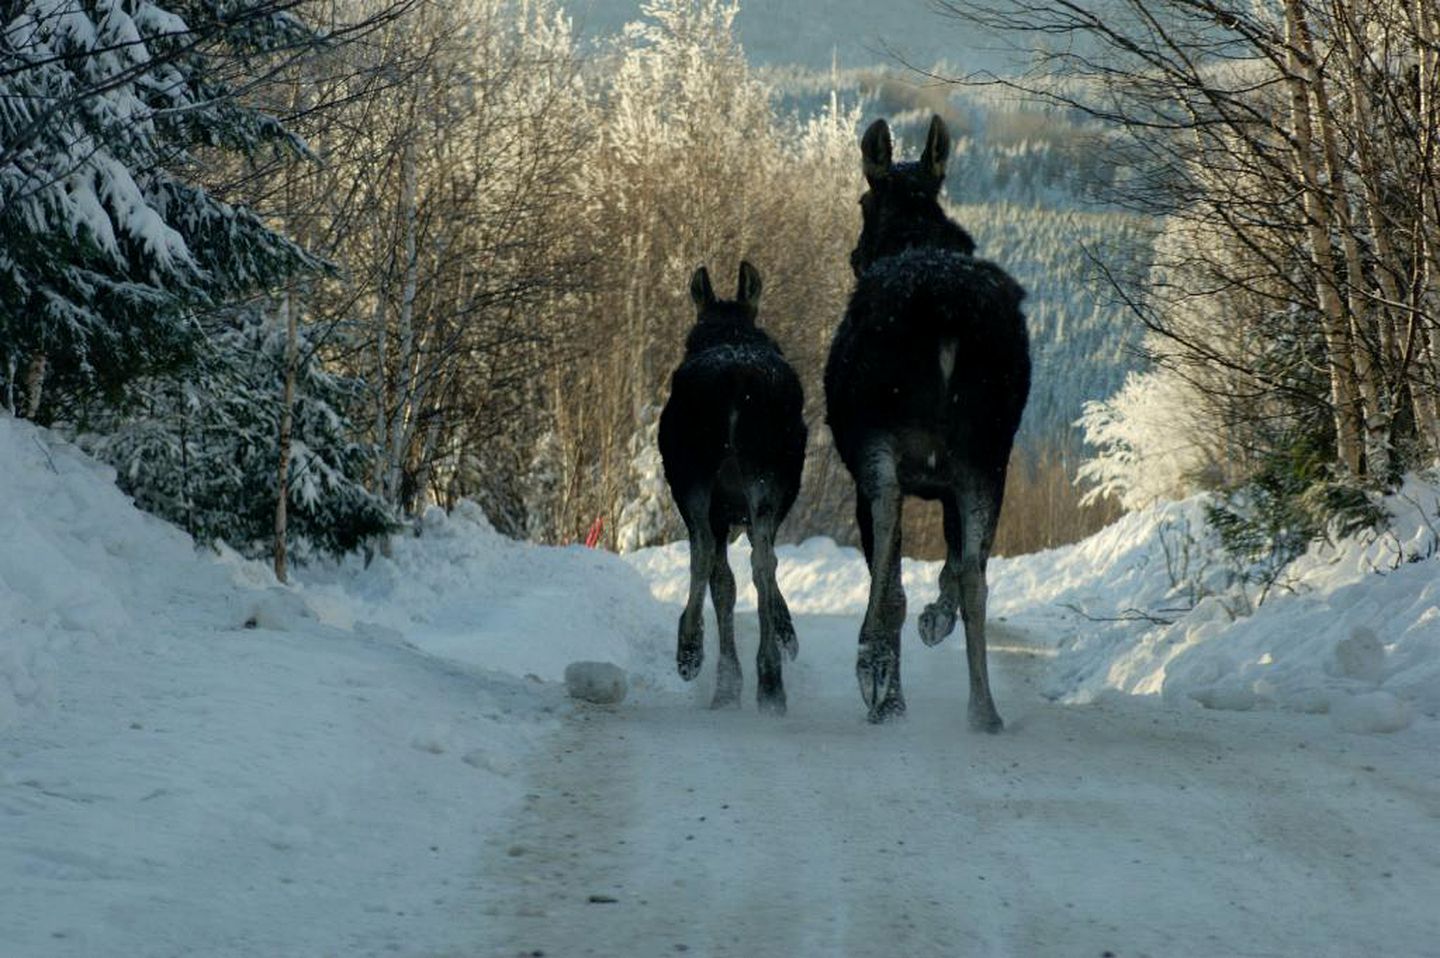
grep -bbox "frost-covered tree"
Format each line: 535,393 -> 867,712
535,0 -> 863,546
0,0 -> 325,414
303,0 -> 590,522
1076,369 -> 1225,511
940,0 -> 1440,489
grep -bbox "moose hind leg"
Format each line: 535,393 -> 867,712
957,484 -> 1003,733
676,490 -> 716,682
856,449 -> 906,722
709,525 -> 742,709
919,495 -> 962,647
747,508 -> 787,715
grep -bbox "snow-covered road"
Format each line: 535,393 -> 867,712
5,419 -> 1438,958
481,614 -> 1440,958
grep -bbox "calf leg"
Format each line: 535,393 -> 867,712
676,489 -> 715,682
919,496 -> 962,646
709,519 -> 742,709
856,447 -> 906,722
957,481 -> 1003,733
747,505 -> 787,715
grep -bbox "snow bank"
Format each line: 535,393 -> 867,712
1087,484 -> 1440,726
0,415 -> 682,956
301,500 -> 679,694
0,415 -> 198,730
625,489 -> 1440,730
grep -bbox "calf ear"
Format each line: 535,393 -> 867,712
737,260 -> 762,312
921,114 -> 950,181
690,265 -> 715,310
861,118 -> 892,185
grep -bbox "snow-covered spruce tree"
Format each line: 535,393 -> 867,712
0,0 -> 322,415
77,303 -> 392,559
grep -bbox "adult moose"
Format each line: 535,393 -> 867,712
659,261 -> 807,714
825,116 -> 1031,730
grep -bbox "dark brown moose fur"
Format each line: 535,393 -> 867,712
824,116 -> 1031,729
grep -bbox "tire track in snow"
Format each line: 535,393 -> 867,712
477,615 -> 1440,958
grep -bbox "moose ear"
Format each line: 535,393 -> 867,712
861,118 -> 892,185
737,260 -> 762,312
921,114 -> 950,181
690,265 -> 715,310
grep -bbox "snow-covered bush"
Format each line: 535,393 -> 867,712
1077,368 -> 1222,511
614,405 -> 678,553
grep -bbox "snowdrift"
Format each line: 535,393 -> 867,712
627,490 -> 1440,731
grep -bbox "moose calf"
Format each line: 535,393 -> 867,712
659,262 -> 807,714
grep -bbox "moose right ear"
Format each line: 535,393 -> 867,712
861,119 -> 893,185
690,265 -> 715,309
736,260 -> 763,313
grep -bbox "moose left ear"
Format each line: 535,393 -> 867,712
921,114 -> 950,181
690,265 -> 716,310
737,260 -> 762,312
861,118 -> 893,185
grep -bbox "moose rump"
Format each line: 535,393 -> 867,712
825,250 -> 1029,502
658,262 -> 807,713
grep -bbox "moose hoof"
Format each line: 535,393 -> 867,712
676,644 -> 703,682
918,603 -> 956,646
856,643 -> 896,713
969,702 -> 1004,734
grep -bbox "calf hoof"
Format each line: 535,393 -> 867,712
757,686 -> 787,716
867,692 -> 907,724
711,658 -> 741,709
676,642 -> 703,682
918,603 -> 956,646
777,621 -> 799,662
969,701 -> 1004,734
856,643 -> 896,714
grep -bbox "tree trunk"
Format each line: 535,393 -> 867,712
1302,11 -> 1391,480
22,352 -> 46,419
1337,4 -> 1440,460
1286,0 -> 1363,476
274,293 -> 297,584
1414,0 -> 1440,462
387,138 -> 421,513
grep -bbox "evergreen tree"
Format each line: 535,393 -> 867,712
0,0 -> 322,414
77,303 -> 394,559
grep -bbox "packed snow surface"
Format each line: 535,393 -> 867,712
3,416 -> 1438,956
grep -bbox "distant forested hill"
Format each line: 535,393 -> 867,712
565,0 -> 1023,74
954,201 -> 1151,455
